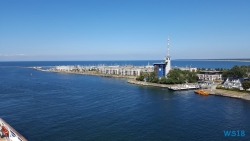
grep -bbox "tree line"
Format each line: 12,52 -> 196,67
197,68 -> 228,71
222,65 -> 250,78
136,69 -> 199,84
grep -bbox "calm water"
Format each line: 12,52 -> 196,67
1,60 -> 250,68
0,61 -> 250,141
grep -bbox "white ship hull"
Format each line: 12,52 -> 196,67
0,118 -> 27,141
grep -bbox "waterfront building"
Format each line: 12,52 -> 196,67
153,36 -> 171,78
197,71 -> 223,81
54,65 -> 154,76
153,57 -> 171,78
165,56 -> 171,76
98,65 -> 154,76
222,77 -> 249,90
172,66 -> 197,72
153,62 -> 166,77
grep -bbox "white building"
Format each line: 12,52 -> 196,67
197,71 -> 223,81
53,65 -> 154,76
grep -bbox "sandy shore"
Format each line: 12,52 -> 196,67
210,89 -> 250,100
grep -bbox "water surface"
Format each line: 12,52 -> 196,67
0,61 -> 250,141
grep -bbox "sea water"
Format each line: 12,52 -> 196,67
0,61 -> 250,141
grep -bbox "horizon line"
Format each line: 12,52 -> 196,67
1,58 -> 250,62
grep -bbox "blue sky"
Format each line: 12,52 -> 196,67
0,0 -> 250,61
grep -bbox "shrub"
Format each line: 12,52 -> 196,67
136,72 -> 145,81
242,81 -> 250,91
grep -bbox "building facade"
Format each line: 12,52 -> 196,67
153,63 -> 166,77
54,65 -> 154,76
197,71 -> 222,81
153,57 -> 171,78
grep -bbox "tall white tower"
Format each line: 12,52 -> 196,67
165,36 -> 171,76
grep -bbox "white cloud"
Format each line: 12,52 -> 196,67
0,54 -> 26,57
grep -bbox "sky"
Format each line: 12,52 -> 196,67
0,0 -> 250,61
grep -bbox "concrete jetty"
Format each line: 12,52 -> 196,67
127,79 -> 175,88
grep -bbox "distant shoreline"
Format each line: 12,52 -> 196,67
35,68 -> 250,101
1,59 -> 250,62
173,59 -> 250,62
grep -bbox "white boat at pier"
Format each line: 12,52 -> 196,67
168,81 -> 199,91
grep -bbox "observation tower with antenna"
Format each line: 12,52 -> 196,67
165,36 -> 171,76
153,36 -> 172,77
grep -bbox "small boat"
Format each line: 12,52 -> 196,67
194,89 -> 209,96
168,80 -> 200,91
0,118 -> 28,141
168,84 -> 199,91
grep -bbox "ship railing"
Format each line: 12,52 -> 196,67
0,118 -> 28,141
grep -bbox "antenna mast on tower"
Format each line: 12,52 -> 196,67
167,36 -> 170,58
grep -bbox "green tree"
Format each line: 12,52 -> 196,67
222,70 -> 231,78
167,70 -> 181,79
165,78 -> 176,84
158,77 -> 166,84
186,72 -> 199,83
196,69 -> 201,73
241,65 -> 247,72
231,65 -> 246,77
242,81 -> 250,91
145,72 -> 159,83
136,71 -> 145,81
167,70 -> 185,84
147,72 -> 159,83
141,69 -> 199,84
222,65 -> 247,78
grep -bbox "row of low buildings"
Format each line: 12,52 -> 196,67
197,71 -> 223,81
197,71 -> 250,90
54,56 -> 172,77
54,65 -> 154,76
52,61 -> 250,90
97,65 -> 154,76
53,63 -> 223,81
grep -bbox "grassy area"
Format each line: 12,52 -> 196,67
216,85 -> 249,93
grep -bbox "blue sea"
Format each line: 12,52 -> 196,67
0,60 -> 250,141
1,60 -> 250,68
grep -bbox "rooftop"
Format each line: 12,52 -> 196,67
153,62 -> 166,65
